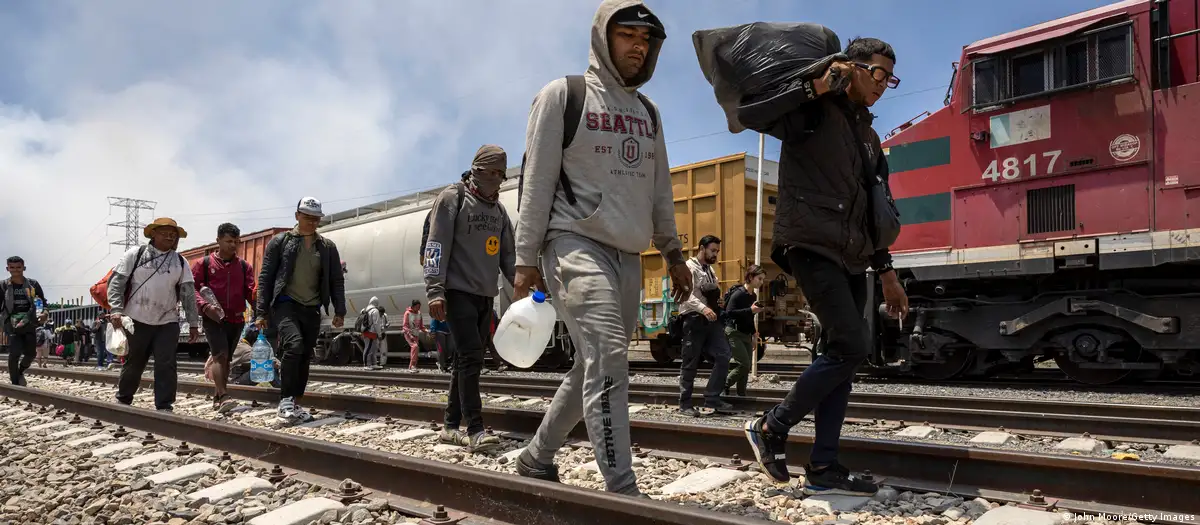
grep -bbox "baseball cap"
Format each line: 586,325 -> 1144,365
297,196 -> 324,218
611,6 -> 666,40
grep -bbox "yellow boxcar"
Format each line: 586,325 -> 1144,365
637,153 -> 811,344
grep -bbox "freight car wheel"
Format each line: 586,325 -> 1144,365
911,349 -> 974,381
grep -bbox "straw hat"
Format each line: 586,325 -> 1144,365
143,217 -> 188,239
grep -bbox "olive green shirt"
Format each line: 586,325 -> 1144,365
284,230 -> 322,307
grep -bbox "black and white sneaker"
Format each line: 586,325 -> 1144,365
516,449 -> 560,483
744,415 -> 790,483
802,462 -> 879,496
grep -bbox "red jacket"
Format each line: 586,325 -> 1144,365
191,254 -> 257,323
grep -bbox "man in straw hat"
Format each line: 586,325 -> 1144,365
109,217 -> 200,411
424,144 -> 515,453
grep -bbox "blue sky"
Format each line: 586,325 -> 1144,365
0,0 -> 1115,300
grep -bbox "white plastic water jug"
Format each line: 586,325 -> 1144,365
493,291 -> 557,369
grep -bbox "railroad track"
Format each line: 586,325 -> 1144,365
150,363 -> 1200,442
0,384 -> 757,525
8,366 -> 1200,521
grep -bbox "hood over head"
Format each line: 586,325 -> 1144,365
369,297 -> 379,307
589,0 -> 666,92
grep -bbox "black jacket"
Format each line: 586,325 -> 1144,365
724,285 -> 757,335
739,83 -> 894,275
0,278 -> 45,335
255,230 -> 347,319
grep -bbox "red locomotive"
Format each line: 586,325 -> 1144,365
877,0 -> 1200,384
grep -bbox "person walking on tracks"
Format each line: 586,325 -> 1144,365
255,197 -> 347,424
677,235 -> 734,416
401,300 -> 427,373
737,38 -> 909,496
723,265 -> 766,397
109,218 -> 201,411
510,0 -> 692,497
2,255 -> 48,386
359,296 -> 385,370
424,144 -> 516,454
192,222 -> 257,413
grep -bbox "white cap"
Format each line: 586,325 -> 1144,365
296,196 -> 324,217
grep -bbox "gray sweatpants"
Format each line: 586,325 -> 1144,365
363,337 -> 381,367
525,233 -> 641,495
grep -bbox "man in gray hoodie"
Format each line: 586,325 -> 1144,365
425,144 -> 516,454
511,0 -> 691,497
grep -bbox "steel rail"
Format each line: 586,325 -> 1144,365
162,363 -> 1200,441
16,367 -> 1200,515
0,383 -> 762,525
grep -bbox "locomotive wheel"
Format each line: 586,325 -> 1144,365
1053,344 -> 1142,385
911,348 -> 973,380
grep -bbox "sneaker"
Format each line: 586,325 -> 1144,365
15,376 -> 26,387
679,407 -> 702,418
438,429 -> 469,446
707,399 -> 735,413
277,397 -> 298,420
291,403 -> 314,423
744,415 -> 790,483
468,431 -> 501,453
801,462 -> 878,496
515,449 -> 560,483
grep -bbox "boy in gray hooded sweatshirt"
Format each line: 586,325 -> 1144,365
511,0 -> 692,497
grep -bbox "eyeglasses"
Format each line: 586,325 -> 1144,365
854,62 -> 900,89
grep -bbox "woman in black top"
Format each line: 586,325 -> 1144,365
724,265 -> 766,396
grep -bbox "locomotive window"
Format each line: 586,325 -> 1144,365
973,59 -> 1000,106
1011,52 -> 1047,97
1096,27 -> 1132,80
1058,40 -> 1089,88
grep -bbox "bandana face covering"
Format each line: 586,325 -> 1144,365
468,144 -> 507,200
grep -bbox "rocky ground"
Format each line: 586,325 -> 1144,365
0,402 -> 418,524
17,376 -> 1152,525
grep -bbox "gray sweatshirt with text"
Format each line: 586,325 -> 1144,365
424,183 -> 516,302
513,0 -> 685,269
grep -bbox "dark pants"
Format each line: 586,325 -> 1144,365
95,332 -> 109,367
272,301 -> 321,400
444,290 -> 493,435
7,332 -> 36,385
202,318 -> 244,362
765,247 -> 869,467
725,328 -> 754,396
433,331 -> 453,371
116,321 -> 180,410
678,313 -> 732,409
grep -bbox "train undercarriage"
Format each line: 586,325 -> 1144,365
871,262 -> 1200,385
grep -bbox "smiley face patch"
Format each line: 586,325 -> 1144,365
485,236 -> 500,256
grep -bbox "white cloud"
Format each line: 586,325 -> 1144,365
0,0 -> 596,302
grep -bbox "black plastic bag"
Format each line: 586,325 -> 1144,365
693,22 -> 845,133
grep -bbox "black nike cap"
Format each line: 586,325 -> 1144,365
611,5 -> 666,40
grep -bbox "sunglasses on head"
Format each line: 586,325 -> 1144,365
854,62 -> 900,89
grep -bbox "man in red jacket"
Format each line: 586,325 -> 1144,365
192,223 -> 257,412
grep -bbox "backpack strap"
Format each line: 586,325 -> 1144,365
202,254 -> 211,290
518,75 -> 587,211
635,92 -> 659,138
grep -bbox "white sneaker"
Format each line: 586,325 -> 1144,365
277,397 -> 297,420
292,404 -> 314,423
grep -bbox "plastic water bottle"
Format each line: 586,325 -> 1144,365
250,334 -> 274,384
493,291 -> 557,369
199,286 -> 225,320
34,298 -> 43,314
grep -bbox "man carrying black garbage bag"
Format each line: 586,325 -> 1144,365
732,36 -> 910,495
